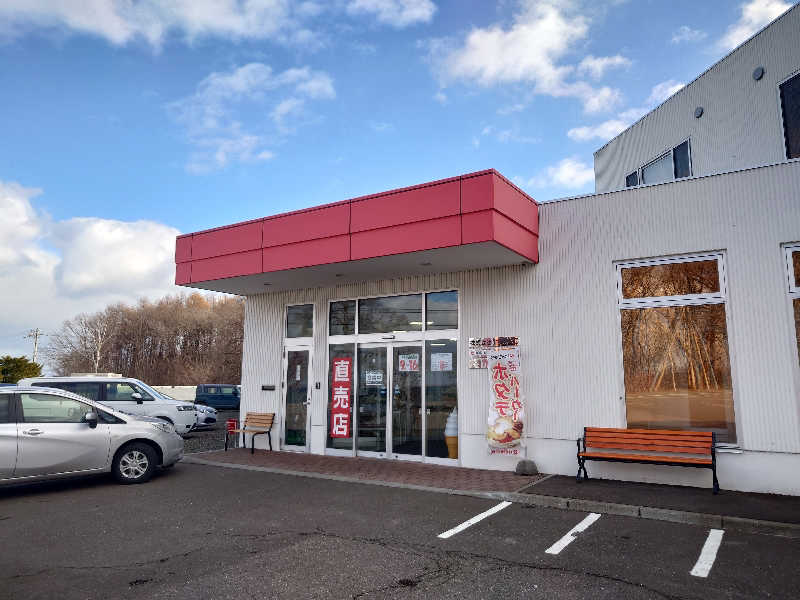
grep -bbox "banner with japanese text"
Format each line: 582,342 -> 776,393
330,356 -> 352,438
486,347 -> 524,455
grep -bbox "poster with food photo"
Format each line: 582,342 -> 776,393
486,348 -> 525,451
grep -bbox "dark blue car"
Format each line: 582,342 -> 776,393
195,384 -> 240,409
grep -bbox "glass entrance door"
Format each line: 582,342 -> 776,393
283,348 -> 311,451
356,345 -> 387,455
391,345 -> 423,459
355,343 -> 422,459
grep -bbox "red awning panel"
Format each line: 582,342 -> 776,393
175,169 -> 538,294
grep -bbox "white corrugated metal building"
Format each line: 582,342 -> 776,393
176,6 -> 800,495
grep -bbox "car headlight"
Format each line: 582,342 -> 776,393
150,422 -> 174,433
176,405 -> 195,411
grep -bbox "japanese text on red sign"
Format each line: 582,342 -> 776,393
330,357 -> 351,438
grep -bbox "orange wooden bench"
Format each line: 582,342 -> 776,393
225,412 -> 274,454
577,427 -> 719,494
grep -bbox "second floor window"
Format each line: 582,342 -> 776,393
780,72 -> 800,160
626,139 -> 692,187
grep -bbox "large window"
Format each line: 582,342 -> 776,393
617,254 -> 736,443
32,382 -> 101,402
780,71 -> 800,160
358,295 -> 423,334
286,304 -> 314,338
626,140 -> 692,187
784,244 -> 800,363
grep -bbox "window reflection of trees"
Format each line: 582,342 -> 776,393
622,260 -> 719,299
619,258 -> 736,442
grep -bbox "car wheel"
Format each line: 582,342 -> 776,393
113,443 -> 158,484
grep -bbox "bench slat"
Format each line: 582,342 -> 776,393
579,451 -> 712,465
585,436 -> 712,448
586,432 -> 712,443
586,427 -> 712,437
585,441 -> 711,454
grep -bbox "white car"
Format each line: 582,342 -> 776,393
159,391 -> 217,429
1,386 -> 183,485
193,403 -> 218,429
19,375 -> 197,436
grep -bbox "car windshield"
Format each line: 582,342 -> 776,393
135,381 -> 168,400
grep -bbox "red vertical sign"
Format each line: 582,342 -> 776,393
330,357 -> 352,438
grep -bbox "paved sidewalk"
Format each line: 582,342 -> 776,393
526,475 -> 800,525
191,448 -> 540,492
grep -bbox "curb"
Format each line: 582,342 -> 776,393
182,456 -> 800,538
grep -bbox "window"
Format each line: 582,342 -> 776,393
0,396 -> 12,423
220,386 -> 237,396
33,382 -> 102,402
329,300 -> 356,335
780,72 -> 800,159
358,294 -> 423,334
642,152 -> 673,185
426,291 -> 458,330
628,140 -> 692,187
784,244 -> 800,363
286,304 -> 314,338
20,393 -> 89,423
617,254 -> 736,443
105,382 -> 152,401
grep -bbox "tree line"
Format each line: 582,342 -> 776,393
46,293 -> 244,385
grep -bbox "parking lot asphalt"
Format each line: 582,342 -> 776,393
2,461 -> 798,600
181,410 -> 238,454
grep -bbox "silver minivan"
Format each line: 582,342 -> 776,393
0,386 -> 183,485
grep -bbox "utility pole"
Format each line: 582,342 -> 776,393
26,328 -> 43,364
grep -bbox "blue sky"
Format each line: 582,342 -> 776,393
0,0 -> 796,358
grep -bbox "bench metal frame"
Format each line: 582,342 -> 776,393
576,427 -> 719,494
225,413 -> 274,454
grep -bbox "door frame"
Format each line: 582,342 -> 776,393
281,341 -> 313,452
354,341 -> 425,461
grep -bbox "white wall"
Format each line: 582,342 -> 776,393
240,161 -> 800,493
594,5 -> 800,193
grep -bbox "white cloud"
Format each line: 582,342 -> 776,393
577,54 -> 631,79
169,62 -> 335,172
718,0 -> 791,51
523,156 -> 595,190
0,0 -> 310,49
346,0 -> 437,28
567,119 -> 629,142
430,0 -> 624,113
567,79 -> 681,143
480,124 -> 539,144
671,25 -> 707,44
0,180 -> 181,358
646,79 -> 685,106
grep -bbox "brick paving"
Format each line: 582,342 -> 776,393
194,448 -> 540,493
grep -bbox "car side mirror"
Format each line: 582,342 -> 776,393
84,411 -> 98,429
131,392 -> 143,404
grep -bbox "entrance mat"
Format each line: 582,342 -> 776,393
194,449 -> 540,493
527,475 -> 800,524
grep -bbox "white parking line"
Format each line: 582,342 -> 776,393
545,513 -> 602,555
437,501 -> 512,539
690,529 -> 724,578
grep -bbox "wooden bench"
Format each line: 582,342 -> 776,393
577,427 -> 719,494
225,412 -> 274,454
